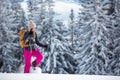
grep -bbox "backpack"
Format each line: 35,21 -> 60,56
19,30 -> 29,48
19,30 -> 37,48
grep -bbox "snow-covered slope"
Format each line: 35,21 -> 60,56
18,64 -> 42,73
4,61 -> 119,80
2,62 -> 120,80
0,73 -> 120,80
53,1 -> 82,26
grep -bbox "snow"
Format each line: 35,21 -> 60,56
53,1 -> 82,27
20,0 -> 28,16
1,59 -> 120,79
1,0 -> 120,77
18,64 -> 42,73
4,58 -> 120,80
18,57 -> 42,73
0,73 -> 120,80
53,0 -> 78,3
20,0 -> 82,27
1,61 -> 120,80
20,0 -> 28,12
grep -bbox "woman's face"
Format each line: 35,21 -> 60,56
31,27 -> 36,32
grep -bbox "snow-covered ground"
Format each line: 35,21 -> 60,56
1,64 -> 120,80
0,73 -> 120,80
1,63 -> 120,80
18,64 -> 42,73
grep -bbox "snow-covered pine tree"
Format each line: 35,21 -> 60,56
40,19 -> 76,74
75,0 -> 118,75
75,0 -> 96,74
27,0 -> 50,40
0,0 -> 24,72
10,0 -> 27,71
11,0 -> 27,31
68,8 -> 82,54
39,1 -> 76,74
69,9 -> 75,54
39,0 -> 55,73
28,0 -> 37,20
54,20 -> 77,74
27,0 -> 47,26
38,0 -> 64,73
62,9 -> 79,74
113,0 -> 120,75
50,20 -> 77,74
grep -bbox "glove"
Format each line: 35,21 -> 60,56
43,45 -> 48,48
44,45 -> 50,52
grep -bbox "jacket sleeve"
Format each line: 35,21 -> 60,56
23,32 -> 29,43
35,33 -> 46,48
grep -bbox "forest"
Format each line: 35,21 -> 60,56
0,0 -> 120,76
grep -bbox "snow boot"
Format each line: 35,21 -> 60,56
32,60 -> 36,70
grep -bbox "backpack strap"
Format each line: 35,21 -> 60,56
19,30 -> 29,48
23,31 -> 30,44
33,32 -> 36,39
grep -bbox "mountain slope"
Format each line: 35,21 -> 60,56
0,73 -> 120,80
53,1 -> 82,26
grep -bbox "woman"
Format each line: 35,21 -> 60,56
23,20 -> 47,73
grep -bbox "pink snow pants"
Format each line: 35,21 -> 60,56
23,49 -> 43,73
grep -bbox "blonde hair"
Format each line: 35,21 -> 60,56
28,20 -> 36,30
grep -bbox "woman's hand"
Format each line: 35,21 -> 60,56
44,45 -> 48,48
44,45 -> 50,52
